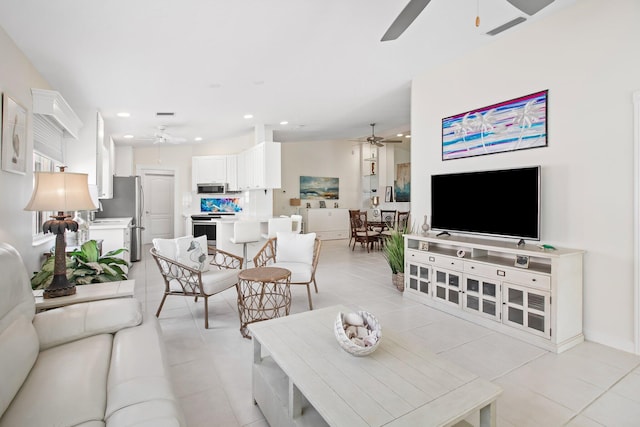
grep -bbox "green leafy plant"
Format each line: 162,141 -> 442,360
383,226 -> 407,274
31,240 -> 129,289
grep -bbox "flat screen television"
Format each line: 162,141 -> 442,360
430,166 -> 540,241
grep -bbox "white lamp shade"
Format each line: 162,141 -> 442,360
24,172 -> 97,212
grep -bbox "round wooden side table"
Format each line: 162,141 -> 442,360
237,267 -> 291,339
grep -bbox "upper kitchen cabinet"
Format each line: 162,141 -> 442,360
226,155 -> 238,191
192,155 -> 228,190
95,112 -> 114,198
237,142 -> 281,190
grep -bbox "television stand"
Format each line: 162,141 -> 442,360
403,233 -> 584,353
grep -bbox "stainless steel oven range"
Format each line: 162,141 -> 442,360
190,213 -> 235,245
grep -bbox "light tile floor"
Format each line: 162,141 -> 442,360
130,240 -> 640,427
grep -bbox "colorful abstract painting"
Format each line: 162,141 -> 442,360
300,176 -> 339,200
442,90 -> 548,160
200,198 -> 242,212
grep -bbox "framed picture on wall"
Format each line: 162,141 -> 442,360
1,94 -> 27,175
385,186 -> 393,202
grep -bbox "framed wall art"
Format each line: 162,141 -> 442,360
300,176 -> 339,200
394,163 -> 411,202
442,90 -> 548,161
1,94 -> 27,174
384,186 -> 393,202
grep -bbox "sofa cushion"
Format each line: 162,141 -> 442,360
276,232 -> 316,265
107,400 -> 184,427
0,334 -> 112,427
271,261 -> 313,283
33,298 -> 143,350
0,315 -> 38,419
106,315 -> 184,425
0,243 -> 35,339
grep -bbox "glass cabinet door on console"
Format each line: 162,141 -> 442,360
433,267 -> 462,307
502,283 -> 550,339
463,275 -> 501,322
407,262 -> 431,296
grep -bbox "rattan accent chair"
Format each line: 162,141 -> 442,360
151,241 -> 243,329
253,233 -> 322,310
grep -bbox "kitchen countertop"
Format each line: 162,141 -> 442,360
89,217 -> 132,229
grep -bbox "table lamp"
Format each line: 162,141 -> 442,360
24,167 -> 97,298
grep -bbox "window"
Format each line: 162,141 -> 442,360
32,114 -> 64,241
32,151 -> 60,238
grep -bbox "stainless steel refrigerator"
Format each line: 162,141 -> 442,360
95,176 -> 144,262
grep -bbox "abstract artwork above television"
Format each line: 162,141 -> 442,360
300,176 -> 339,200
442,90 -> 548,161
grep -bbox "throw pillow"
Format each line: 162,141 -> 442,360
152,237 -> 186,260
276,232 -> 316,265
176,235 -> 211,272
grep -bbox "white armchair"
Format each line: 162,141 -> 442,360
151,235 -> 243,328
253,232 -> 322,310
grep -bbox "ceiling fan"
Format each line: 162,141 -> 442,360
365,123 -> 403,147
380,0 -> 556,41
140,125 -> 187,144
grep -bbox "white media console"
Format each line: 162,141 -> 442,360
404,233 -> 584,353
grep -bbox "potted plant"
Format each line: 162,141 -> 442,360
382,225 -> 407,292
31,240 -> 129,290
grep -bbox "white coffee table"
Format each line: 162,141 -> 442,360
248,305 -> 501,427
33,280 -> 135,312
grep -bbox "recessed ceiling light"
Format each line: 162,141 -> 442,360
406,135 -> 411,138
397,133 -> 404,137
194,137 -> 203,141
117,112 -> 130,118
280,121 -> 289,125
244,114 -> 253,119
123,134 -> 134,139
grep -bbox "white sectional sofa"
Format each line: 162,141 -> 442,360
0,242 -> 185,426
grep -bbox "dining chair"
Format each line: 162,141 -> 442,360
351,211 -> 380,252
348,209 -> 362,248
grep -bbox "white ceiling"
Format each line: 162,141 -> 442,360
0,0 -> 574,145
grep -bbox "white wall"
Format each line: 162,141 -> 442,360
411,0 -> 640,351
276,140 -> 361,216
0,26 -> 57,274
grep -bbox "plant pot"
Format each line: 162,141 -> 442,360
392,272 -> 405,292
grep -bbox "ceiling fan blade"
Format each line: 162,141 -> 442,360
506,0 -> 554,16
381,0 -> 432,42
374,141 -> 384,147
382,140 -> 403,143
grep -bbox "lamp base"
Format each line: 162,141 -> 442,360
43,273 -> 76,299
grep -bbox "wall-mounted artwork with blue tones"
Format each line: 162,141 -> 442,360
300,176 -> 339,200
200,198 -> 242,212
442,90 -> 548,161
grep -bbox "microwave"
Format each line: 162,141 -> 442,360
197,183 -> 227,194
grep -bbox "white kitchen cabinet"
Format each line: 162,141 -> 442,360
95,111 -> 114,199
192,156 -> 227,190
299,208 -> 349,240
237,142 -> 281,190
403,233 -> 584,353
226,155 -> 238,191
89,219 -> 132,264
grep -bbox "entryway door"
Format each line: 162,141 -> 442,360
140,169 -> 175,244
